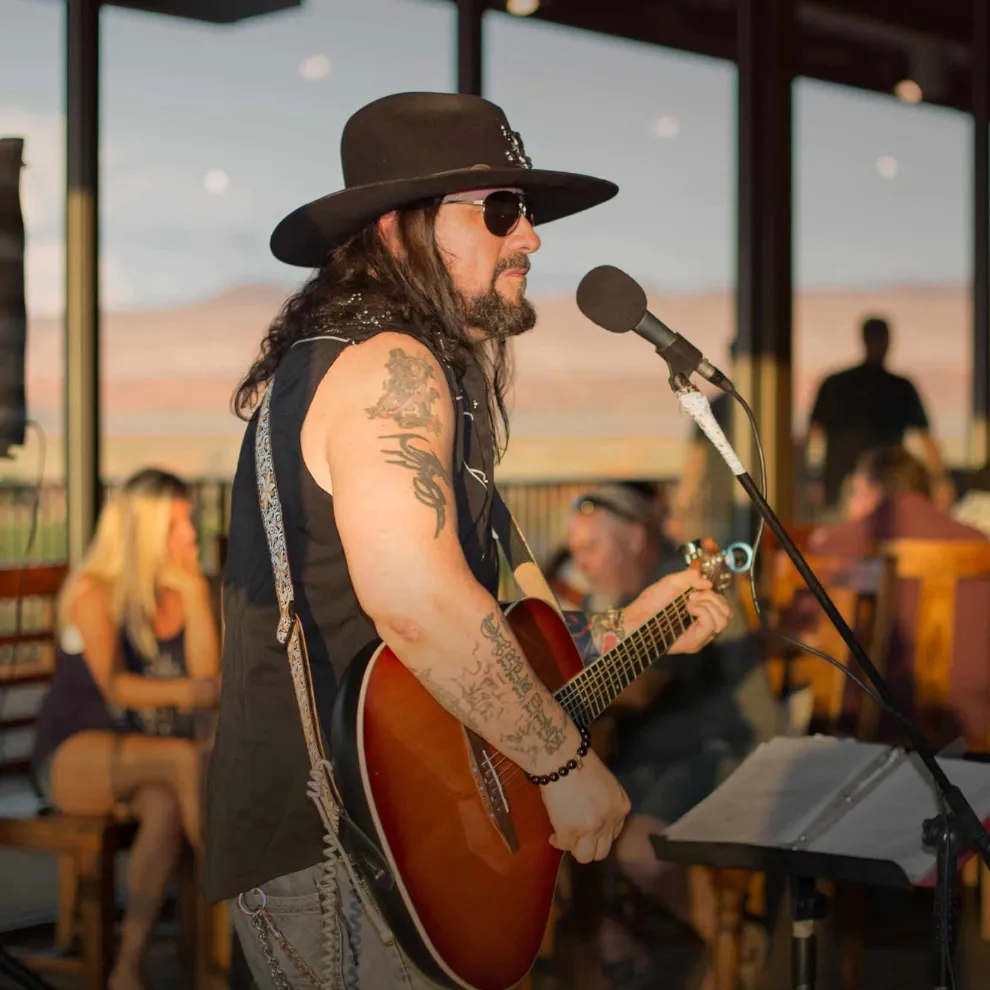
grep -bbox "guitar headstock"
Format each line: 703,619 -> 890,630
680,538 -> 753,592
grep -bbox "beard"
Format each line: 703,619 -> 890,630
460,255 -> 537,342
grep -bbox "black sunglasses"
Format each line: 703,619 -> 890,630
443,189 -> 534,237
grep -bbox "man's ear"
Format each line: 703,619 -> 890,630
377,211 -> 401,255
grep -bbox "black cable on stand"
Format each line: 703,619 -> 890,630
926,801 -> 959,990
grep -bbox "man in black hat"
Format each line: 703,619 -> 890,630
204,92 -> 730,990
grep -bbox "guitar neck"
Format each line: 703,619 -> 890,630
553,592 -> 694,726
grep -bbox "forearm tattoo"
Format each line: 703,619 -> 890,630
480,610 -> 567,757
365,348 -> 442,435
480,612 -> 534,699
415,610 -> 568,765
380,434 -> 450,537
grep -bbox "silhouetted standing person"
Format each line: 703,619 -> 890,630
805,316 -> 953,514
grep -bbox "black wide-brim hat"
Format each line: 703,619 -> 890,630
270,92 -> 618,268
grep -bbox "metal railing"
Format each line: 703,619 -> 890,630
0,480 -> 232,573
1,478 -> 672,574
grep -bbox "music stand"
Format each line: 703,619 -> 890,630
650,735 -> 990,990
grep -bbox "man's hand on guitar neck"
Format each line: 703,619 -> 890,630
620,568 -> 731,656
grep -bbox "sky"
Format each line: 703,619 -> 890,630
0,0 -> 975,317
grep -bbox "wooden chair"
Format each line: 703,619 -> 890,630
0,563 -> 138,990
765,551 -> 897,738
879,539 -> 990,942
0,564 -> 225,989
734,525 -> 815,639
753,525 -> 815,598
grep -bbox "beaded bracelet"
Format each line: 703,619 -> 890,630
526,723 -> 591,785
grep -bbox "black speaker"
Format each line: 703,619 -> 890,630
0,137 -> 27,459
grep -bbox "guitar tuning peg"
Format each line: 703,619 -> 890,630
679,539 -> 707,562
725,542 -> 755,574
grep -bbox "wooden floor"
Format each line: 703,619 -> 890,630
538,879 -> 990,990
4,881 -> 990,990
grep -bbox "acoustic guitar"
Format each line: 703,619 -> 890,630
330,539 -> 735,990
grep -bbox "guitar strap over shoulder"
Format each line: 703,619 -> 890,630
435,355 -> 556,608
253,380 -> 393,990
489,487 -> 560,605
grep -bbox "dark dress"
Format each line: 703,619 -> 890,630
31,624 -> 190,794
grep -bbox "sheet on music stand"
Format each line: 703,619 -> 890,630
661,736 -> 990,884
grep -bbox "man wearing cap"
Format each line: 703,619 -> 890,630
566,482 -> 775,987
204,93 -> 730,989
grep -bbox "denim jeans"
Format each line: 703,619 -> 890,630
230,859 -> 446,990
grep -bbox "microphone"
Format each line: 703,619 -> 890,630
576,265 -> 732,390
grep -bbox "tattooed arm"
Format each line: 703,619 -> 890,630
304,333 -> 582,776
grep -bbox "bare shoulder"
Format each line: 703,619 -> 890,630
65,574 -> 113,625
312,331 -> 453,431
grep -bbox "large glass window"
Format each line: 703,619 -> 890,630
96,0 -> 454,480
0,0 -> 65,557
486,12 -> 736,481
1,0 -> 455,499
794,80 -> 970,468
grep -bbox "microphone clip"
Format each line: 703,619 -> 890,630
659,337 -> 706,383
654,331 -> 732,392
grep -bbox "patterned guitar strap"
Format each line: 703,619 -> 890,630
245,380 -> 395,990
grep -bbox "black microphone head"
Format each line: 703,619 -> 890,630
576,265 -> 648,334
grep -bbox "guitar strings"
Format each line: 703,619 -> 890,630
483,594 -> 696,792
485,594 -> 694,784
490,599 -> 695,794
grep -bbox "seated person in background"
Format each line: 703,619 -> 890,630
951,462 -> 990,538
807,446 -> 990,746
568,481 -> 682,617
30,468 -> 221,990
565,482 -> 774,988
811,445 -> 977,542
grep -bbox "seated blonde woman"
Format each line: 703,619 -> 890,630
30,468 -> 220,990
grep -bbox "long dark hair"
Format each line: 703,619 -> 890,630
234,202 -> 512,458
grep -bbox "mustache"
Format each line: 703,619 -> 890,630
493,255 -> 531,278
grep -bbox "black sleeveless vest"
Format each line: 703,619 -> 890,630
204,330 -> 498,901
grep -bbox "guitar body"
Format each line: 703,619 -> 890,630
330,597 -> 583,990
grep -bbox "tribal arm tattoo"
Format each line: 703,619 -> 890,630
365,347 -> 442,435
380,433 -> 451,537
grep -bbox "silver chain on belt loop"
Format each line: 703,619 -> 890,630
239,888 -> 330,990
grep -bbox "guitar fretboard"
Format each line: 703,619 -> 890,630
553,592 -> 694,726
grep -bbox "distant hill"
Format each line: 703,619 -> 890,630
1,281 -> 973,483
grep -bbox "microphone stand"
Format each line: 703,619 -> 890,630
667,370 -> 990,990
